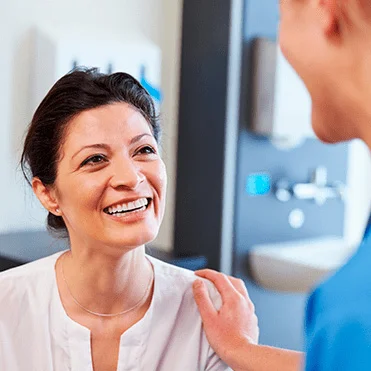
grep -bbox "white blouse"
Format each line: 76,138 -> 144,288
0,251 -> 230,371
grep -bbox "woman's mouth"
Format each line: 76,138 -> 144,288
103,198 -> 151,216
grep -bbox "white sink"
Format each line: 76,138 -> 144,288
248,237 -> 358,293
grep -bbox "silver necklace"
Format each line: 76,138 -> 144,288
61,252 -> 154,318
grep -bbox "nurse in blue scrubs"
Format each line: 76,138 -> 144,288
193,0 -> 371,370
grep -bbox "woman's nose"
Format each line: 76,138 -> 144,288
110,158 -> 145,190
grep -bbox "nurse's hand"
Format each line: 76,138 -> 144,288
193,269 -> 259,370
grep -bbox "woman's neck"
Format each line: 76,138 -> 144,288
59,244 -> 153,316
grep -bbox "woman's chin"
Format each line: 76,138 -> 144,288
104,231 -> 159,251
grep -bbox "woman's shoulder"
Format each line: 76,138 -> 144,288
148,255 -> 195,279
0,251 -> 63,290
148,255 -> 222,310
0,252 -> 64,338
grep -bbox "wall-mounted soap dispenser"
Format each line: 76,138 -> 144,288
250,37 -> 314,148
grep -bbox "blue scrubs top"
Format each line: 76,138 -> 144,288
305,218 -> 371,370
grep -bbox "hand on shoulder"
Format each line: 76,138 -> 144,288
192,269 -> 259,369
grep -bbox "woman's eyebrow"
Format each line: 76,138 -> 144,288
71,134 -> 153,160
72,143 -> 111,160
129,133 -> 153,145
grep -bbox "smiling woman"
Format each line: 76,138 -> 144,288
31,101 -> 166,251
0,69 -> 233,371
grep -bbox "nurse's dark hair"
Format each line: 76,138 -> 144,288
20,67 -> 160,238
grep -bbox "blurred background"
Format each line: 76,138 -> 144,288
1,0 -> 371,351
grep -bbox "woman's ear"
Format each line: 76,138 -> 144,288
32,178 -> 61,216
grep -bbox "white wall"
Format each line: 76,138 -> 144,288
155,0 -> 183,252
0,0 -> 183,252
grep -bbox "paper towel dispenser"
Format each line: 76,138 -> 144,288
250,38 -> 314,148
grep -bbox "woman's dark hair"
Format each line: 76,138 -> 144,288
20,67 -> 160,237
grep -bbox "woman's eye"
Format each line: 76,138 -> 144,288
137,146 -> 156,155
81,154 -> 107,167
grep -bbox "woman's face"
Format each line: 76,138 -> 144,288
52,102 -> 167,251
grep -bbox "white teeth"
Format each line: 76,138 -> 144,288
106,198 -> 149,215
134,199 -> 143,208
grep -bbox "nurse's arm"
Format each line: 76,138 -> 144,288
230,343 -> 303,371
193,269 -> 303,371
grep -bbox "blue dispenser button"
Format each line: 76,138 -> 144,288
246,173 -> 271,196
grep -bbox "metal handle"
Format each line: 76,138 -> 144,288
275,167 -> 346,205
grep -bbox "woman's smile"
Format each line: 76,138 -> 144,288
103,197 -> 153,223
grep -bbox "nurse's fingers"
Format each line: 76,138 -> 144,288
192,279 -> 218,324
226,276 -> 254,310
195,269 -> 239,301
227,276 -> 250,299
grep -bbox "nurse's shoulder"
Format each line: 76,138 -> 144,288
307,235 -> 371,331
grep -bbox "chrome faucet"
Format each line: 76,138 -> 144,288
275,166 -> 346,205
